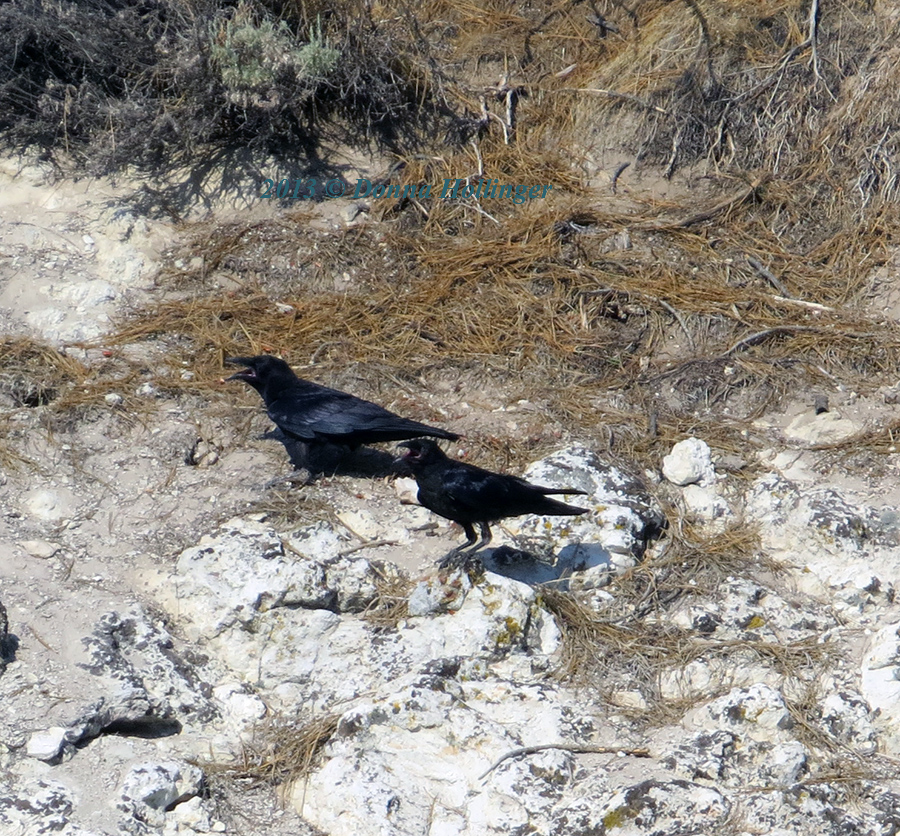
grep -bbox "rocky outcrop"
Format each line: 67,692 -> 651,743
4,442 -> 900,835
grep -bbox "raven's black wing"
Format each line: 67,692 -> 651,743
441,468 -> 587,521
267,382 -> 455,443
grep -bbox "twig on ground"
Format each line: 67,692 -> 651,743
559,88 -> 669,116
632,175 -> 770,230
611,162 -> 630,194
479,743 -> 650,780
338,539 -> 400,557
659,300 -> 695,350
747,256 -> 792,298
808,0 -> 821,81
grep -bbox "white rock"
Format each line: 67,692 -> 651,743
119,761 -> 204,821
761,741 -> 808,784
211,571 -> 548,712
104,392 -> 124,406
394,476 -> 420,505
19,539 -> 61,559
593,780 -> 731,834
819,692 -> 877,754
22,488 -> 78,523
861,622 -> 900,753
326,555 -> 392,612
44,278 -> 115,307
170,795 -> 213,831
682,483 -> 732,524
783,410 -> 861,445
161,519 -> 334,639
662,437 -> 714,486
336,508 -> 382,541
408,570 -> 471,616
284,520 -> 348,559
25,727 -> 69,761
212,683 -> 267,727
507,446 -> 665,584
297,675 -> 572,836
0,779 -> 75,833
690,684 -> 792,740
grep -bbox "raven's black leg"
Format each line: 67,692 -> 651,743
459,523 -> 479,551
437,523 -> 489,571
463,522 -> 492,553
437,523 -> 476,569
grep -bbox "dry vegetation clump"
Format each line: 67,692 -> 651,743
540,524 -> 803,697
0,0 -> 448,190
201,711 -> 341,788
0,338 -> 91,471
0,337 -> 87,408
361,564 -> 414,629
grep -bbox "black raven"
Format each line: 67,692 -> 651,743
225,356 -> 458,463
397,439 -> 589,558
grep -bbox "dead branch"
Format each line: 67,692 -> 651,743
611,161 -> 630,194
659,300 -> 695,350
771,296 -> 834,313
721,325 -> 881,357
681,0 -> 717,89
747,256 -> 792,298
559,88 -> 669,116
338,539 -> 400,557
808,0 -> 821,81
479,743 -> 651,780
730,39 -> 812,104
632,175 -> 770,231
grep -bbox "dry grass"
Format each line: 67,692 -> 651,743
0,337 -> 87,405
540,524 -> 811,701
362,564 -> 414,630
202,712 -> 341,788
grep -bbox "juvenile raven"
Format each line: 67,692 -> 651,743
397,439 -> 589,558
225,356 -> 458,459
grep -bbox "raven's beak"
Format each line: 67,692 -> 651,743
393,442 -> 414,469
224,357 -> 256,382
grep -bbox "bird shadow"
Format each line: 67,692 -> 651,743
479,542 -> 614,587
263,429 -> 400,481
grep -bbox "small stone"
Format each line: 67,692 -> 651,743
22,488 -> 77,523
682,484 -> 731,524
610,689 -> 648,710
342,203 -> 368,224
171,795 -> 211,830
135,382 -> 156,397
663,437 -> 714,486
394,476 -> 420,505
336,509 -> 382,541
104,392 -> 124,406
783,410 -> 861,445
120,761 -> 204,813
26,728 -> 69,762
19,539 -> 61,559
